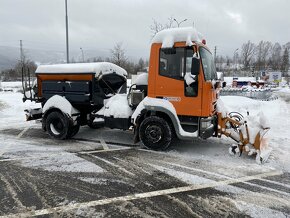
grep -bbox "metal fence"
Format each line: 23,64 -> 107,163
220,89 -> 278,101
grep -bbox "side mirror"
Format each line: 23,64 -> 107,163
222,81 -> 227,88
191,57 -> 200,76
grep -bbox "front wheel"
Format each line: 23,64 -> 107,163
67,124 -> 80,138
139,116 -> 172,150
46,111 -> 70,139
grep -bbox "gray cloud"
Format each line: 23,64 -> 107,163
0,0 -> 289,61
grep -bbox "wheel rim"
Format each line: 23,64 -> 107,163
50,119 -> 63,135
145,124 -> 162,143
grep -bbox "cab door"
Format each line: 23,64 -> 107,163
154,46 -> 203,116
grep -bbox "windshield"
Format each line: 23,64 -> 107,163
199,47 -> 217,81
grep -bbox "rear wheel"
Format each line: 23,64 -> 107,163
139,116 -> 172,150
46,111 -> 70,139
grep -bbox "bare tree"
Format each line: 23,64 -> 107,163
284,42 -> 290,50
2,59 -> 37,81
280,48 -> 289,75
241,40 -> 256,69
270,42 -> 282,70
150,16 -> 174,37
110,42 -> 127,68
255,41 -> 272,70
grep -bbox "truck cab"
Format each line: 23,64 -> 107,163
131,27 -> 220,149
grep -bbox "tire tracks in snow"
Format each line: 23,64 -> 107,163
0,170 -> 284,218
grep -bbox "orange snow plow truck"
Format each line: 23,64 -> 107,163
23,27 -> 270,162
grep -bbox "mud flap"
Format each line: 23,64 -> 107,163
133,122 -> 140,143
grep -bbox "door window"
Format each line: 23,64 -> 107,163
159,47 -> 198,97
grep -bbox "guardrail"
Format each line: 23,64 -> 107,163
220,88 -> 278,101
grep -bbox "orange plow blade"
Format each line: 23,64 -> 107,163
217,112 -> 271,163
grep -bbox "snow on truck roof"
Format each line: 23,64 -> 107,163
151,27 -> 204,48
35,62 -> 127,79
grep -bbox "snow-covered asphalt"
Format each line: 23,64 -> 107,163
0,91 -> 290,217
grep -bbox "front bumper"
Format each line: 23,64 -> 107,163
199,116 -> 217,139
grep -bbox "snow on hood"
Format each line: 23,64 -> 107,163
151,27 -> 203,48
135,73 -> 148,86
36,62 -> 127,80
103,94 -> 133,118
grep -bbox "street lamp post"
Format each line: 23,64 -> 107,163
80,47 -> 84,62
173,18 -> 187,27
65,0 -> 69,63
233,48 -> 239,76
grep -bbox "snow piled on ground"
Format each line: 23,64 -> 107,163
168,92 -> 290,172
1,87 -> 290,173
0,137 -> 105,173
218,95 -> 290,171
0,92 -> 35,130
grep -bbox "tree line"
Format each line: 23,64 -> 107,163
1,39 -> 289,81
215,40 -> 290,75
0,42 -> 148,81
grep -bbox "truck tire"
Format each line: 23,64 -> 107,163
139,116 -> 172,150
67,124 -> 80,138
46,111 -> 70,139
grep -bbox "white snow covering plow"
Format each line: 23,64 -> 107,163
217,98 -> 271,163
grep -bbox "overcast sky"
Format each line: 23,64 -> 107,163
0,0 -> 289,61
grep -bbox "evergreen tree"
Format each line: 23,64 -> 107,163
280,48 -> 289,75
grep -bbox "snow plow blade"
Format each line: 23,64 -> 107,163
217,112 -> 271,163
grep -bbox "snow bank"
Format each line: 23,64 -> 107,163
0,81 -> 22,88
104,94 -> 133,118
36,62 -> 127,80
0,81 -> 23,92
0,93 -> 35,130
216,98 -> 229,118
218,96 -> 277,163
277,87 -> 290,93
152,27 -> 203,48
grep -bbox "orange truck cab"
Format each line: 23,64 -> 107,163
130,27 -> 220,149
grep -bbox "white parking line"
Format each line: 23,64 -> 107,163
88,154 -> 135,176
78,147 -> 132,155
1,171 -> 284,218
16,126 -> 31,139
0,147 -> 133,163
157,161 -> 290,197
100,138 -> 109,150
